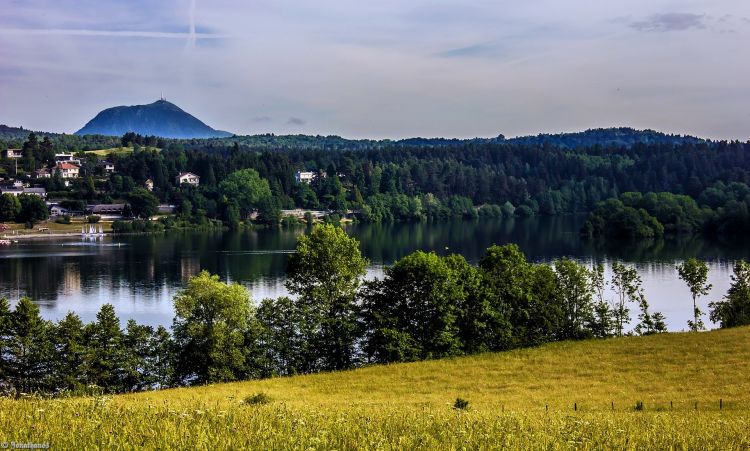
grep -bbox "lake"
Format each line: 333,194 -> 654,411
2,216 -> 748,331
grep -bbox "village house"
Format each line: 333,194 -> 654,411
99,160 -> 115,174
295,171 -> 316,184
56,162 -> 80,178
4,149 -> 23,159
55,152 -> 81,165
35,168 -> 52,179
0,186 -> 47,198
175,172 -> 200,186
87,204 -> 126,217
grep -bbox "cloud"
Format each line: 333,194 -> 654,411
252,116 -> 272,123
287,117 -> 306,125
630,13 -> 707,32
435,43 -> 504,59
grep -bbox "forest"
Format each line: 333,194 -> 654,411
1,128 -> 750,230
1,225 -> 748,396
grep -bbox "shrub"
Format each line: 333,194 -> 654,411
453,398 -> 469,410
244,393 -> 272,405
634,401 -> 644,411
87,215 -> 101,223
55,215 -> 72,225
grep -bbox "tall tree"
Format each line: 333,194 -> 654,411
7,297 -> 53,394
710,261 -> 750,328
286,225 -> 367,371
554,258 -> 594,339
610,262 -> 643,336
677,259 -> 712,331
172,271 -> 252,384
84,304 -> 126,393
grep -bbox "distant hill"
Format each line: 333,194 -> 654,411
0,124 -> 60,140
505,127 -> 706,148
75,99 -> 233,139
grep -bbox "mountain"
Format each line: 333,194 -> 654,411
75,99 -> 233,139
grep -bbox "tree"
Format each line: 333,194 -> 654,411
172,271 -> 252,384
677,259 -> 712,331
7,297 -> 53,394
84,304 -> 126,393
17,194 -> 49,225
50,312 -> 86,392
0,194 -> 21,222
286,225 -> 367,371
0,298 -> 12,385
255,297 -> 307,376
127,188 -> 159,219
589,263 -> 615,338
360,252 -> 467,363
554,258 -> 594,339
610,262 -> 643,336
710,261 -> 750,328
219,169 -> 273,218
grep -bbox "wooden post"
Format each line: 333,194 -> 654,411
574,402 -> 577,412
670,401 -> 673,410
695,402 -> 698,410
720,399 -> 723,410
611,402 -> 614,411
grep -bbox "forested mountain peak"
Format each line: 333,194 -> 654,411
74,99 -> 234,139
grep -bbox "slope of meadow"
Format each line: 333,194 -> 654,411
2,327 -> 749,449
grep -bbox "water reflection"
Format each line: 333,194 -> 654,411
1,217 -> 748,330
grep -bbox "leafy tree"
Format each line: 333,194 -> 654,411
677,259 -> 712,331
127,187 -> 159,219
0,194 -> 21,222
589,263 -> 615,338
122,320 -> 156,391
172,271 -> 252,384
610,262 -> 643,336
17,194 -> 49,225
360,252 -> 468,363
219,169 -> 273,218
286,225 -> 367,371
554,258 -> 594,339
147,326 -> 173,388
255,297 -> 307,376
710,261 -> 750,328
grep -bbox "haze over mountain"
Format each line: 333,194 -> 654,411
74,100 -> 233,139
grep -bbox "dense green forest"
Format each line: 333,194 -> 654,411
2,127 -> 750,229
1,225 -> 748,395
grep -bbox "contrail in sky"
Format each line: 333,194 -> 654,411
0,28 -> 222,39
187,0 -> 197,50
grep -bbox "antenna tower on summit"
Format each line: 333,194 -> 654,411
160,92 -> 166,101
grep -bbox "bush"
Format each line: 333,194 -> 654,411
453,398 -> 469,410
244,393 -> 272,405
55,215 -> 72,224
87,215 -> 101,224
634,401 -> 644,411
281,215 -> 301,227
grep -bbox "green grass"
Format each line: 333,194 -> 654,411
2,327 -> 750,449
84,146 -> 160,157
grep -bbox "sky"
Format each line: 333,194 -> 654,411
0,0 -> 749,140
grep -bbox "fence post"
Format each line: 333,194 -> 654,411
574,402 -> 577,412
720,399 -> 723,410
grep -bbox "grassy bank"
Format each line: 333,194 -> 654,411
2,327 -> 749,449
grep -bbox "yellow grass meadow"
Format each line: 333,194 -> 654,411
2,326 -> 749,449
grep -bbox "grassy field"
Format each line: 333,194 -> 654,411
84,146 -> 160,157
1,219 -> 113,236
1,327 -> 749,449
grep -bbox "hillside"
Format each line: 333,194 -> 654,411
2,328 -> 749,449
74,99 -> 233,139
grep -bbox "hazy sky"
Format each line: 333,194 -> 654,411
1,0 -> 749,139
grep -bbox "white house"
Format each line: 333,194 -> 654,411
56,162 -> 80,178
295,171 -> 316,184
99,160 -> 115,174
55,152 -> 81,164
5,149 -> 22,159
0,186 -> 46,198
145,179 -> 154,191
175,172 -> 200,186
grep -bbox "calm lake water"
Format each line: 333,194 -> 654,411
2,216 -> 748,331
